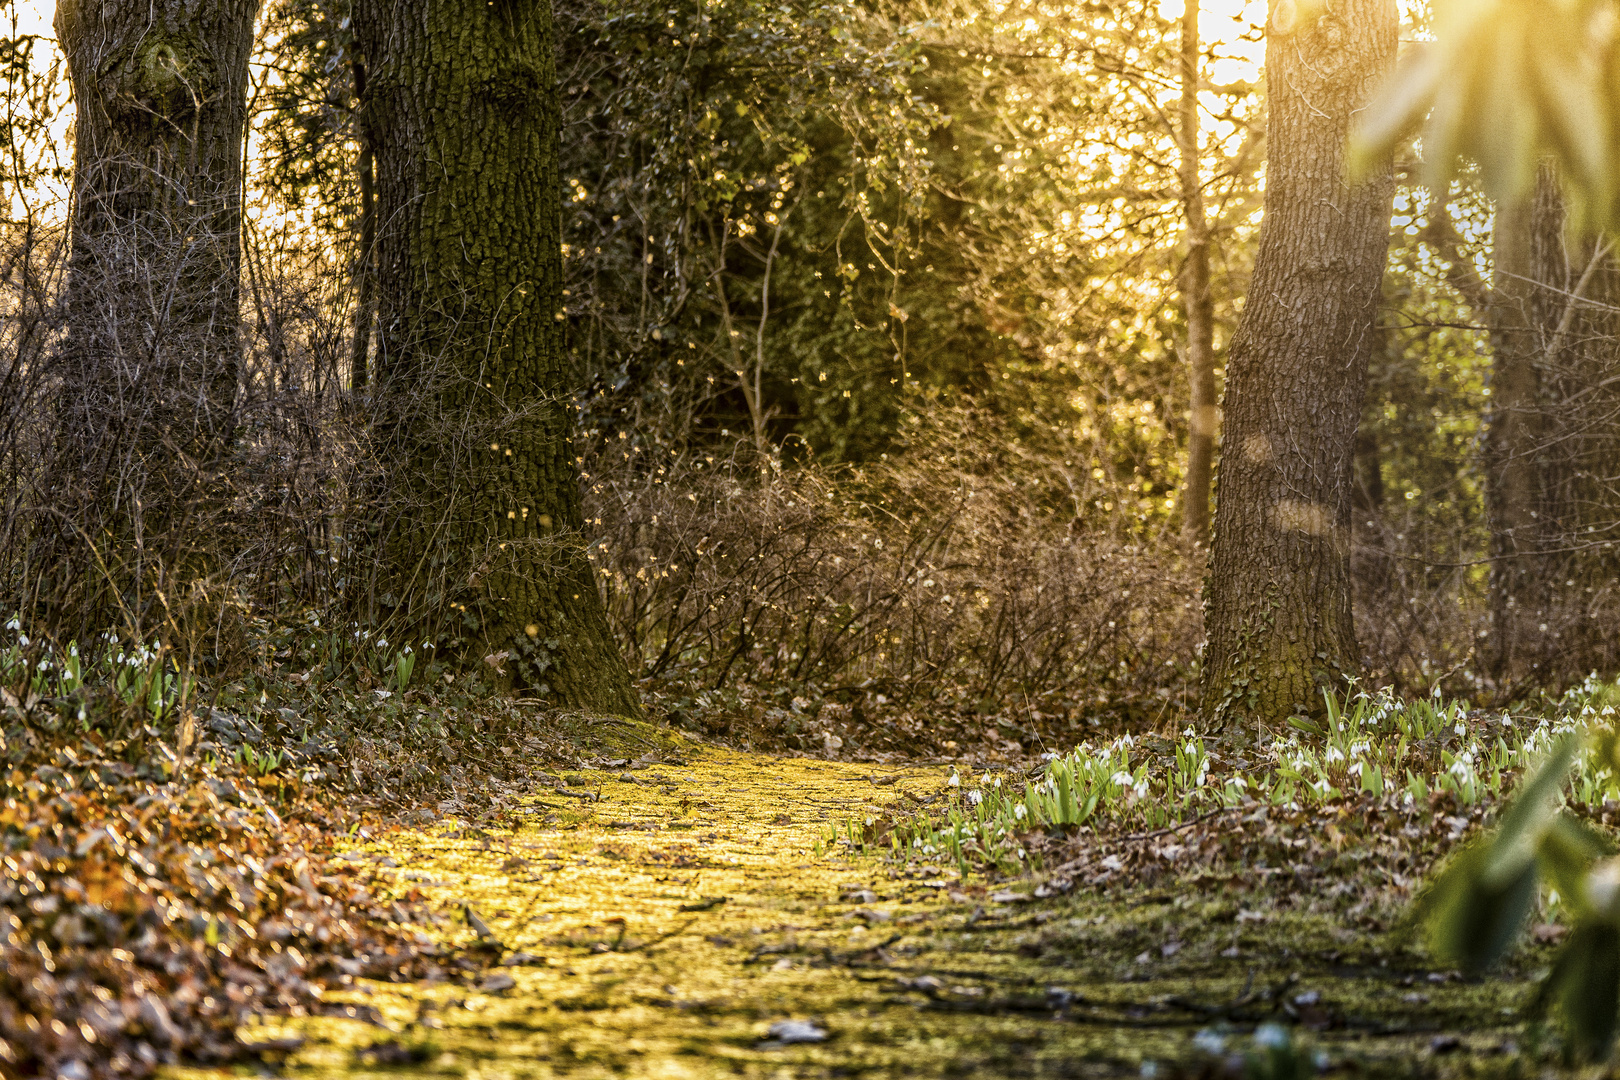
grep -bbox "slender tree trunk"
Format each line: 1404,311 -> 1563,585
349,58 -> 374,393
47,0 -> 259,632
1200,0 -> 1396,731
354,0 -> 639,714
1178,0 -> 1217,550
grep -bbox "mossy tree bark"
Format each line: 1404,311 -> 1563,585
47,0 -> 259,634
354,0 -> 639,715
1200,0 -> 1395,730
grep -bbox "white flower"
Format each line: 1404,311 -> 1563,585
1453,722 -> 1466,736
1013,803 -> 1028,820
947,771 -> 961,788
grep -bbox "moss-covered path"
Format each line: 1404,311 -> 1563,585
226,743 -> 1537,1079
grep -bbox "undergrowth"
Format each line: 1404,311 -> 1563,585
856,679 -> 1620,881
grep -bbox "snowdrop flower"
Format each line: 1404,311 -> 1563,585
968,790 -> 983,805
947,771 -> 961,788
1324,746 -> 1345,765
980,773 -> 993,786
1013,803 -> 1028,821
1110,771 -> 1135,788
1454,722 -> 1467,736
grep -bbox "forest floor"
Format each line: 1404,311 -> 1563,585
167,727 -> 1556,1080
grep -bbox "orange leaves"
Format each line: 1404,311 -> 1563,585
0,738 -> 442,1079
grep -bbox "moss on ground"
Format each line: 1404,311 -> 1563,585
190,743 -> 1566,1078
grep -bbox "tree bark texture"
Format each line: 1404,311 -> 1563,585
1178,0 -> 1218,550
349,57 -> 374,393
1484,168 -> 1560,682
47,0 -> 259,628
1485,166 -> 1620,686
354,0 -> 639,714
1200,0 -> 1395,730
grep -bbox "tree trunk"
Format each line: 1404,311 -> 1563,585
1178,0 -> 1218,550
349,58 -> 374,394
47,0 -> 259,631
1200,0 -> 1395,731
354,0 -> 639,714
1483,168 -> 1559,683
1486,165 -> 1620,687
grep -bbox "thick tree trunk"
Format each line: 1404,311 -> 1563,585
1178,0 -> 1218,550
1483,169 -> 1560,682
1486,166 -> 1620,687
1200,0 -> 1395,731
47,0 -> 259,629
354,0 -> 639,714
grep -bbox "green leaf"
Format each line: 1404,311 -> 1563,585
1556,922 -> 1620,1060
1486,734 -> 1581,887
1286,715 -> 1325,738
1472,20 -> 1539,206
1423,844 -> 1540,974
1526,19 -> 1610,213
1537,813 -> 1613,912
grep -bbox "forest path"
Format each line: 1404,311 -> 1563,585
221,743 -> 1527,1079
